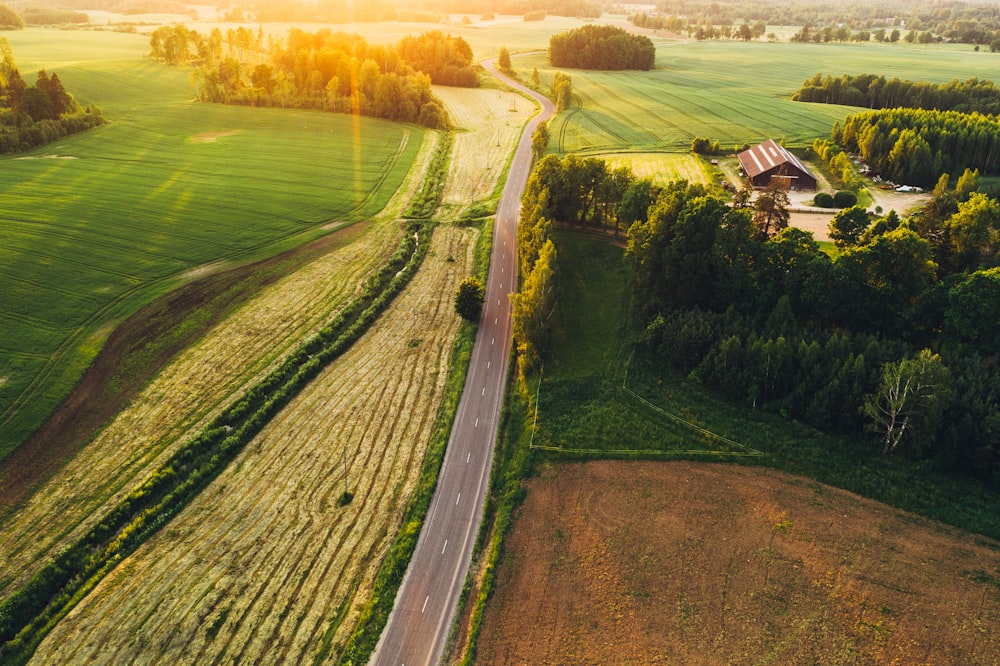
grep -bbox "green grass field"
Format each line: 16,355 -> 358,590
534,229 -> 1000,538
0,30 -> 424,458
515,38 -> 1000,155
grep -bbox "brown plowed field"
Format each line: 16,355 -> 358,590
31,226 -> 476,664
476,461 -> 1000,665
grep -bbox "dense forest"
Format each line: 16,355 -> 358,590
148,26 -> 474,128
793,74 -> 1000,114
834,108 -> 1000,187
514,151 -> 1000,481
0,37 -> 104,152
548,25 -> 655,70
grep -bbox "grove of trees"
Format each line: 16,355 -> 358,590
548,25 -> 655,71
0,4 -> 24,29
793,74 -> 1000,115
637,0 -> 1000,46
148,26 -> 478,129
834,108 -> 1000,187
0,38 -> 104,152
517,149 -> 1000,481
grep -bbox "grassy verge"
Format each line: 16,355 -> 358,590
454,369 -> 534,666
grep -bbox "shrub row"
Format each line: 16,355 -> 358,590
405,133 -> 453,219
0,107 -> 104,154
813,190 -> 858,208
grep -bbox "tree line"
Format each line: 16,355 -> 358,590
834,108 -> 1000,187
548,25 -> 655,71
148,26 -> 479,128
645,0 -> 1000,46
515,150 -> 1000,480
0,38 -> 104,153
632,13 -> 771,42
793,74 -> 1000,115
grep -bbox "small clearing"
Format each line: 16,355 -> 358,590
599,152 -> 711,186
190,130 -> 242,143
477,460 -> 1000,665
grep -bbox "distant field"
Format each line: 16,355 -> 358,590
515,39 -> 1000,155
0,30 -> 423,457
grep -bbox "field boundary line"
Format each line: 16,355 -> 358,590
621,350 -> 763,457
526,352 -> 763,458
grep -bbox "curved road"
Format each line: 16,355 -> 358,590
370,61 -> 555,665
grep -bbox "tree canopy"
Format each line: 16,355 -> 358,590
0,4 -> 24,29
148,26 -> 470,129
794,74 -> 1000,115
548,25 -> 655,71
837,108 -> 1000,187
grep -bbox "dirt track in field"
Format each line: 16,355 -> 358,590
477,461 -> 1000,665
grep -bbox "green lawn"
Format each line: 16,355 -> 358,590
515,38 -> 1000,154
534,229 -> 1000,539
0,30 -> 424,457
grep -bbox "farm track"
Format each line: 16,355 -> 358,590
30,226 -> 476,665
0,133 -> 439,601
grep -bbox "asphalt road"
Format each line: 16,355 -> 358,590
370,61 -> 555,666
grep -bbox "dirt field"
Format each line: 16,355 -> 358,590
476,461 -> 1000,665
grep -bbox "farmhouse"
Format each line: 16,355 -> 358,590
738,139 -> 817,190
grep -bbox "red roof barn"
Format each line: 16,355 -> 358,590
738,139 -> 817,190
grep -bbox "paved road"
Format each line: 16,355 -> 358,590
370,61 -> 554,666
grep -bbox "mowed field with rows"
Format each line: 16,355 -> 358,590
599,152 -> 712,186
0,30 -> 422,457
29,225 -> 477,665
435,85 -> 534,214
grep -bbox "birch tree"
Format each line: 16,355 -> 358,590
863,349 -> 951,455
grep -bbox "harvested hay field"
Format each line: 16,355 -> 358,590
435,85 -> 533,214
599,152 -> 712,186
477,461 -> 1000,665
30,226 -> 476,664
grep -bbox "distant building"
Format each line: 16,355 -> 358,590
738,139 -> 818,190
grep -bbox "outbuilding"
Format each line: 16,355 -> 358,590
738,139 -> 817,190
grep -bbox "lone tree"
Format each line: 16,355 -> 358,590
551,71 -> 572,112
497,45 -> 511,72
752,179 -> 790,240
862,349 -> 951,456
455,276 -> 485,322
829,205 -> 871,248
